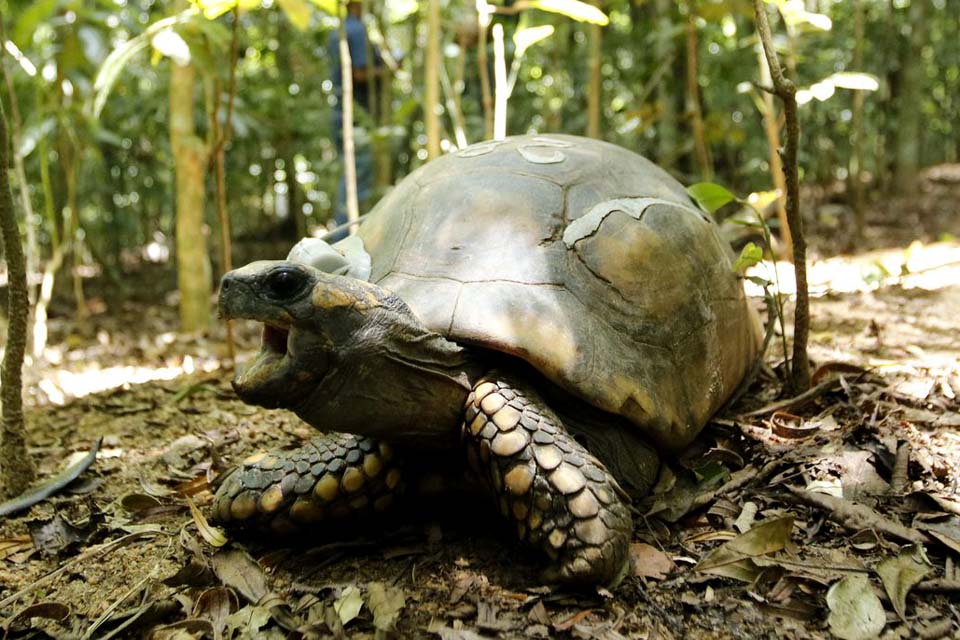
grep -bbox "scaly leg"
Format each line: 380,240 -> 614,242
462,372 -> 633,586
211,433 -> 404,534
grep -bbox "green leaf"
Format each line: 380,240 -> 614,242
91,10 -> 196,118
277,0 -> 312,30
732,242 -> 763,273
306,0 -> 339,16
513,25 -> 555,58
526,0 -> 609,26
12,0 -> 58,48
687,182 -> 738,214
190,0 -> 260,20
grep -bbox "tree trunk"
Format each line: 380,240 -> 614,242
586,7 -> 602,139
0,96 -> 36,498
849,0 -> 866,243
375,5 -> 395,190
756,44 -> 792,259
169,58 -> 212,332
425,0 -> 442,158
685,13 -> 712,181
892,0 -> 927,192
0,38 -> 38,298
753,0 -> 811,394
654,0 -> 676,166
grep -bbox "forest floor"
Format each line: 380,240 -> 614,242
1,168 -> 960,639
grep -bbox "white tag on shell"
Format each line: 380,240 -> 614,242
287,236 -> 372,282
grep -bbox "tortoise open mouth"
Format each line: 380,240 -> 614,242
262,323 -> 290,357
232,321 -> 296,397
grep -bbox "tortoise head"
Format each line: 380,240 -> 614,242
219,260 -> 472,441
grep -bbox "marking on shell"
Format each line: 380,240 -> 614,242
518,145 -> 566,164
457,141 -> 502,157
562,197 -> 681,248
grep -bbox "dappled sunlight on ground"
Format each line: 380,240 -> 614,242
745,240 -> 960,297
35,359 -> 223,405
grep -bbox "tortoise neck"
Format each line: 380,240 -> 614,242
293,325 -> 483,448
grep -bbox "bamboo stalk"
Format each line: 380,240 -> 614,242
425,0 -> 442,158
339,0 -> 360,228
477,1 -> 494,140
491,23 -> 507,140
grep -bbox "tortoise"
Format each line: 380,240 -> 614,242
212,134 -> 761,586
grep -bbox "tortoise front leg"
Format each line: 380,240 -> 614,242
211,433 -> 404,533
462,373 -> 633,586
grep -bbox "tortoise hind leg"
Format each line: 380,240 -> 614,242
462,372 -> 634,587
211,433 -> 404,534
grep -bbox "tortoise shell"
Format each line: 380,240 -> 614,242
356,134 -> 761,451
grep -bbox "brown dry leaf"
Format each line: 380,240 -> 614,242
333,585 -> 363,626
223,605 -> 273,638
186,496 -> 227,547
4,601 -> 70,634
825,575 -> 885,640
149,618 -> 215,640
630,543 -> 675,580
120,493 -> 163,513
211,549 -> 269,604
0,535 -> 33,561
366,581 -> 406,632
192,586 -> 239,640
875,544 -> 931,620
769,411 -> 819,439
916,517 -> 960,555
695,516 -> 794,582
28,512 -> 103,556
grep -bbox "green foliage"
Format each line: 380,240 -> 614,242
523,0 -> 609,26
687,182 -> 738,214
732,242 -> 763,273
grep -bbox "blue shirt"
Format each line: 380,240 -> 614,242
328,16 -> 380,122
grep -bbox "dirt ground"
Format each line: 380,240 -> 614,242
1,170 -> 959,639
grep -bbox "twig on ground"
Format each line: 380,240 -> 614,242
786,486 -> 929,545
739,377 -> 844,418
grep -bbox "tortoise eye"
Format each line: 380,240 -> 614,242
264,267 -> 308,300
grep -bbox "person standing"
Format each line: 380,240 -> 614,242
327,1 -> 381,241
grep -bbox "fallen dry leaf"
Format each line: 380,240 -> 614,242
630,543 -> 675,580
366,581 -> 406,632
211,550 -> 268,604
333,585 -> 363,626
875,544 -> 931,620
695,516 -> 795,582
186,496 -> 227,548
826,575 -> 885,640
